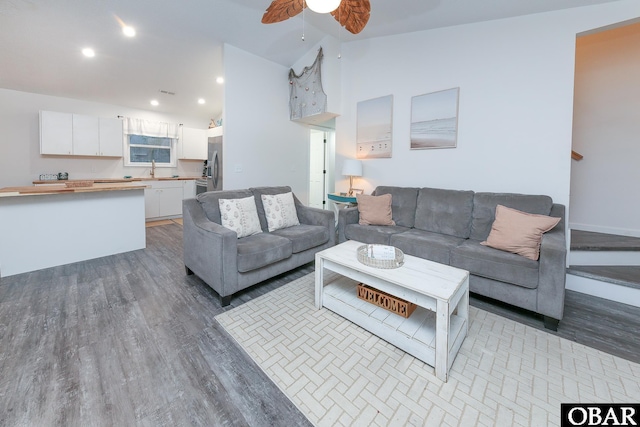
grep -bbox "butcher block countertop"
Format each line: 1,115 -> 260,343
0,182 -> 149,198
31,176 -> 202,184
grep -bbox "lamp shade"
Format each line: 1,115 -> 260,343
342,159 -> 362,177
306,0 -> 341,14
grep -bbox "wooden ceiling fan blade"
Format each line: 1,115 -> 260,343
331,0 -> 370,34
262,0 -> 305,24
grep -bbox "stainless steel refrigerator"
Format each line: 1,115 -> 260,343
207,135 -> 223,192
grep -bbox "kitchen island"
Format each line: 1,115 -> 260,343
0,182 -> 147,277
32,177 -> 203,221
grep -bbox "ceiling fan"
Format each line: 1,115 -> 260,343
262,0 -> 371,35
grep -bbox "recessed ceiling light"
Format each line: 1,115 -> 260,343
82,48 -> 95,58
122,26 -> 136,37
150,100 -> 159,106
216,77 -> 224,84
114,15 -> 136,38
198,98 -> 206,105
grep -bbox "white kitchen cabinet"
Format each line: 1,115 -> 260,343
206,126 -> 223,138
142,180 -> 186,220
39,110 -> 123,157
72,114 -> 100,156
183,179 -> 196,199
98,117 -> 124,157
179,127 -> 207,160
40,111 -> 73,155
158,187 -> 184,217
144,185 -> 160,219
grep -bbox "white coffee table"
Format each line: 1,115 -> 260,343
315,240 -> 469,382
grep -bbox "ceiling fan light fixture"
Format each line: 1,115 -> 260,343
305,0 -> 341,14
262,0 -> 369,34
122,26 -> 136,37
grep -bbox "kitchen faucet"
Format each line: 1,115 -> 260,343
150,159 -> 156,178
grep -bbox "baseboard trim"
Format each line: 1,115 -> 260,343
568,251 -> 640,266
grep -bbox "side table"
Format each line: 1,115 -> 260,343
327,193 -> 357,225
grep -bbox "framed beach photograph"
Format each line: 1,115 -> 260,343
356,95 -> 393,159
410,87 -> 459,149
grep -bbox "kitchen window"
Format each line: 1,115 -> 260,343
122,117 -> 181,167
125,135 -> 177,167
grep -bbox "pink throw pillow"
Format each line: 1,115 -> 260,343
356,194 -> 396,226
481,205 -> 560,260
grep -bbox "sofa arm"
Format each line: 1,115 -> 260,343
537,227 -> 567,321
337,206 -> 359,243
182,198 -> 240,298
297,205 -> 336,245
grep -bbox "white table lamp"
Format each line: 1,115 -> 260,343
342,159 -> 363,196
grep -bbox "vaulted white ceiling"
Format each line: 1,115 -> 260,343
0,0 -> 623,123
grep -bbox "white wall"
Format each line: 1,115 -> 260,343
222,44 -> 311,202
0,88 -> 210,187
335,1 -> 640,208
570,22 -> 640,237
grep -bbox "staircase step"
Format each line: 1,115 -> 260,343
567,231 -> 640,305
567,266 -> 640,289
571,229 -> 640,251
570,230 -> 640,266
566,268 -> 640,308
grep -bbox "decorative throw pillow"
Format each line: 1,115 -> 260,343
481,204 -> 561,260
356,194 -> 396,226
218,196 -> 262,238
261,192 -> 300,232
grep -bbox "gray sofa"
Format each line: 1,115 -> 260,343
183,186 -> 335,306
338,186 -> 567,330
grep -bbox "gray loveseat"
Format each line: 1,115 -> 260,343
338,186 -> 566,330
183,186 -> 335,306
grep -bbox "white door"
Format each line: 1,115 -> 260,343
309,130 -> 326,209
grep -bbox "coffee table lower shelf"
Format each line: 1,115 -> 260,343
322,276 -> 467,370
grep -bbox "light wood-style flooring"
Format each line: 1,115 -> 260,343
0,223 -> 312,426
1,223 -> 639,426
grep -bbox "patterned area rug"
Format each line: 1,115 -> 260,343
215,273 -> 640,426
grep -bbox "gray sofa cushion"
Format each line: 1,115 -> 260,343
236,233 -> 292,273
197,189 -> 254,224
271,224 -> 329,253
469,193 -> 554,241
250,186 -> 295,232
345,224 -> 411,245
372,186 -> 419,228
390,229 -> 465,265
450,240 -> 540,289
414,187 -> 474,238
